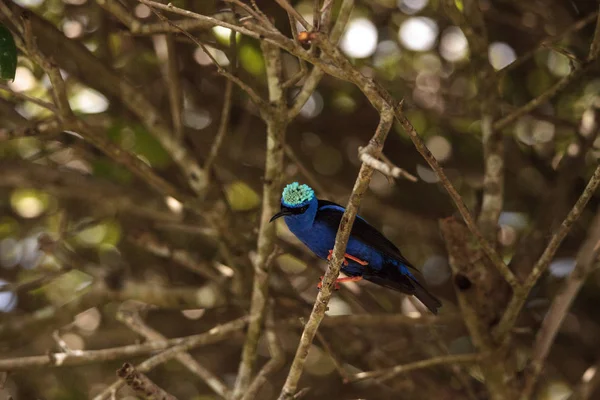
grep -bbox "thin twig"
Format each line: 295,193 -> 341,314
274,0 -> 311,31
359,150 -> 418,182
205,79 -> 233,174
0,83 -> 58,113
277,106 -> 395,400
350,353 -> 482,382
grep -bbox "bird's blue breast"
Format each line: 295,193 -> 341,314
284,216 -> 411,277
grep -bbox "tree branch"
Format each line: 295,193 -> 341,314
0,317 -> 247,370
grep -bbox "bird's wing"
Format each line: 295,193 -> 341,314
316,200 -> 419,272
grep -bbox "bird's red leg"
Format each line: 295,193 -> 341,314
317,275 -> 363,290
327,250 -> 368,266
344,254 -> 369,266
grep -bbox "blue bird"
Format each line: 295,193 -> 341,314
270,182 -> 442,314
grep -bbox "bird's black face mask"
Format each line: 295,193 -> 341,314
269,204 -> 309,222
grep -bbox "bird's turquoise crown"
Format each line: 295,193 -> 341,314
282,182 -> 314,208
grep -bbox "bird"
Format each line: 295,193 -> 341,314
270,182 -> 442,314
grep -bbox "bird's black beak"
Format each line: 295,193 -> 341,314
269,209 -> 293,223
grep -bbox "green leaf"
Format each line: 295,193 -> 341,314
454,0 -> 464,12
0,25 -> 17,81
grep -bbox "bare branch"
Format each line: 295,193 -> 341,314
350,353 -> 482,382
359,150 -> 418,182
0,317 -> 247,370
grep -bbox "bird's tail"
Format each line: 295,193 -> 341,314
408,275 -> 442,315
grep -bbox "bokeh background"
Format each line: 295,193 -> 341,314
0,0 -> 599,399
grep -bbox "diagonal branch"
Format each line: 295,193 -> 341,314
277,106 -> 395,400
494,164 -> 600,340
350,353 -> 482,382
521,210 -> 600,399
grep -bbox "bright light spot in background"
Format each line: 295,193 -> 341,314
13,0 -> 44,6
340,18 -> 378,59
9,67 -> 37,92
374,40 -> 402,70
74,307 -> 102,332
61,333 -> 85,351
488,42 -> 516,70
212,26 -> 240,46
215,263 -> 235,277
77,224 -> 108,246
0,238 -> 22,269
499,212 -> 528,230
165,196 -> 183,214
70,88 -> 109,114
440,26 -> 468,62
182,309 -> 206,320
183,108 -> 212,130
399,17 -> 438,52
398,0 -> 429,14
135,4 -> 152,18
212,26 -> 232,42
193,46 -> 230,67
547,51 -> 572,77
498,224 -> 517,246
583,366 -> 597,383
63,20 -> 83,39
533,120 -> 555,143
299,91 -> 324,118
305,345 -> 336,376
20,236 -> 44,270
540,381 -> 572,400
0,279 -> 17,313
276,254 -> 307,274
10,189 -> 47,219
422,255 -> 450,286
549,258 -> 576,277
426,135 -> 452,162
402,297 -> 422,318
325,297 -> 352,316
416,164 -> 439,183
